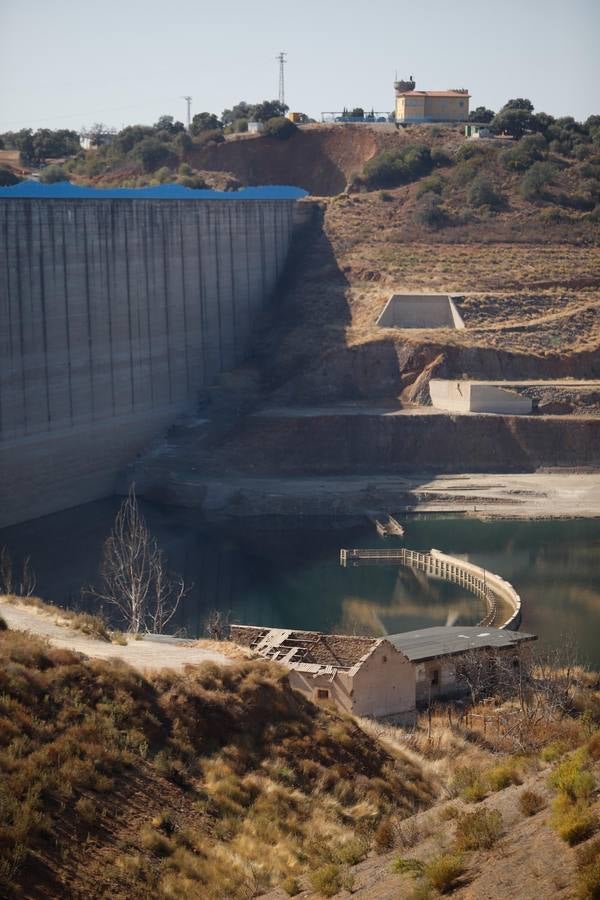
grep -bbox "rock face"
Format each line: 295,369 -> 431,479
0,197 -> 299,527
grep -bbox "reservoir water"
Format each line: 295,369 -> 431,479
1,500 -> 599,669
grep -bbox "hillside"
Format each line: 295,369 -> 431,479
1,619 -> 599,899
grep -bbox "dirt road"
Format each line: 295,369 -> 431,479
0,598 -> 234,671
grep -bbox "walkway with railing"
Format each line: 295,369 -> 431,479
339,547 -> 521,630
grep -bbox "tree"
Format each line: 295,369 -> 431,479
264,116 -> 297,140
0,168 -> 21,186
520,161 -> 555,201
467,175 -> 505,210
350,107 -> 365,119
251,100 -> 288,122
114,125 -> 155,155
468,106 -> 494,123
90,486 -> 186,634
221,101 -> 252,125
39,165 -> 69,184
154,115 -> 185,135
503,98 -> 535,112
491,107 -> 535,139
133,137 -> 175,172
190,112 -> 223,136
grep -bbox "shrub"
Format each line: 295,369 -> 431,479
587,731 -> 600,761
374,817 -> 396,852
519,789 -> 545,816
431,146 -> 451,167
467,176 -> 505,210
486,764 -> 522,792
413,193 -> 449,229
39,165 -> 69,184
520,161 -> 555,201
453,157 -> 485,185
416,174 -> 445,198
132,137 -> 175,173
281,875 -> 301,896
178,175 -> 207,189
75,796 -> 96,824
0,168 -> 21,186
363,143 -> 432,188
548,752 -> 596,802
552,795 -> 598,846
424,854 -> 465,894
309,863 -> 342,897
502,133 -> 547,171
192,129 -> 225,147
455,808 -> 503,850
378,190 -> 393,201
541,741 -> 569,763
576,838 -> 600,900
393,857 -> 425,876
265,117 -> 297,140
451,766 -> 487,803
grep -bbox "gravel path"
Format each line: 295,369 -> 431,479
0,599 -> 233,672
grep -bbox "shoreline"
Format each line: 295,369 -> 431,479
151,471 -> 600,523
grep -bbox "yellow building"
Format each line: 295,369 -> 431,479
395,78 -> 470,123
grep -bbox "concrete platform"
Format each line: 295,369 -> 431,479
376,293 -> 465,329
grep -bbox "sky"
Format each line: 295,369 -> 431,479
0,0 -> 599,133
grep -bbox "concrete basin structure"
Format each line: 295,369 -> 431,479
376,293 -> 465,329
430,380 -> 533,415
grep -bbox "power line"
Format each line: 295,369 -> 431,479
276,51 -> 287,107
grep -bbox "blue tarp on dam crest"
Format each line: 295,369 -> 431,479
0,181 -> 308,200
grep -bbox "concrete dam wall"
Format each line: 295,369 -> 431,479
0,195 -> 300,527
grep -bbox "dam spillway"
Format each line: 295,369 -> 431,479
0,186 -> 305,527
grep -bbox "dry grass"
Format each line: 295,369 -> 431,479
2,593 -> 112,641
0,627 -> 434,898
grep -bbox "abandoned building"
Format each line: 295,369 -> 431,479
229,624 -> 536,717
395,77 -> 470,123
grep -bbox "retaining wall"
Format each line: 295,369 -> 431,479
0,197 -> 299,526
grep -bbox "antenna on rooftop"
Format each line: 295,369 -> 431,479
276,51 -> 287,107
183,96 -> 192,131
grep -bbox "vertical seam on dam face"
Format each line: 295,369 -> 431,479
0,196 -> 299,527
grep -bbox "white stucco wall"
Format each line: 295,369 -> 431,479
350,641 -> 415,717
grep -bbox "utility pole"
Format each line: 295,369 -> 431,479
276,52 -> 287,107
183,96 -> 192,131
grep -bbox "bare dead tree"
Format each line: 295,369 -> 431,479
0,547 -> 36,597
19,556 -> 36,597
89,486 -> 187,634
455,649 -> 497,704
0,546 -> 13,595
205,609 -> 230,641
146,548 -> 187,635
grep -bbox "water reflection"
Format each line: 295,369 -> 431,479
1,501 -> 599,668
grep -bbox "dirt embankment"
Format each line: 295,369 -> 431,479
189,126 -> 382,195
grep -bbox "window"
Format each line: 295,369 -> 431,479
316,688 -> 330,700
431,669 -> 440,686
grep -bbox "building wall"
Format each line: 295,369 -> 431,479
350,641 -> 415,717
0,197 -> 297,526
396,95 -> 468,123
287,643 -> 415,718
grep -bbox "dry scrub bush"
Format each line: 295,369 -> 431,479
451,766 -> 487,803
486,763 -> 522,792
575,837 -> 600,899
310,863 -> 353,897
519,789 -> 546,816
424,853 -> 465,894
548,751 -> 596,803
455,808 -> 503,851
552,795 -> 599,846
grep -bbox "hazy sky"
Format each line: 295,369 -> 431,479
1,0 -> 598,132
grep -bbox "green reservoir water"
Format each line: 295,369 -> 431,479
1,501 -> 600,669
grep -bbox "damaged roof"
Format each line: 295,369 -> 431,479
386,626 -> 536,662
